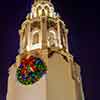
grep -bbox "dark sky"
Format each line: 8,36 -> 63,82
0,0 -> 98,100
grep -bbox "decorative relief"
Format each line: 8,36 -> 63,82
48,48 -> 73,62
71,62 -> 81,83
48,31 -> 57,47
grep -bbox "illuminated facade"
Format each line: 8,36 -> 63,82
6,0 -> 84,100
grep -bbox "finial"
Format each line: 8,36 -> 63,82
35,0 -> 51,2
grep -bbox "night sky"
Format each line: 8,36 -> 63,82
0,0 -> 98,100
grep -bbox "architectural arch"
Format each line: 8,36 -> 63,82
48,29 -> 58,47
32,29 -> 40,45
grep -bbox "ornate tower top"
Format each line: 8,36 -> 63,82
31,0 -> 55,18
19,0 -> 69,53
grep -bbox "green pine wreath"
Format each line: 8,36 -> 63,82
16,56 -> 47,85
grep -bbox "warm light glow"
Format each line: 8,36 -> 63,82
31,43 -> 42,49
32,30 -> 39,35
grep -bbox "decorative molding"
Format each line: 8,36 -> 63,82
71,61 -> 81,83
48,47 -> 73,62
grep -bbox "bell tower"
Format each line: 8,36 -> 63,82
6,0 -> 84,100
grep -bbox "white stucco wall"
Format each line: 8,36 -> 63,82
7,53 -> 76,100
48,53 -> 76,100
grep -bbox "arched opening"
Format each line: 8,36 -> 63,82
44,6 -> 50,16
32,31 -> 39,45
37,6 -> 42,16
48,30 -> 57,47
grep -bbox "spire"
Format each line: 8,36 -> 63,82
35,0 -> 51,2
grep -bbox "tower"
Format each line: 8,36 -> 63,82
6,0 -> 84,100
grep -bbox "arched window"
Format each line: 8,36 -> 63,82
37,6 -> 42,16
44,6 -> 49,16
48,30 -> 57,47
32,31 -> 39,45
42,9 -> 45,16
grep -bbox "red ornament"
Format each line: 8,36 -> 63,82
31,65 -> 36,72
21,69 -> 26,74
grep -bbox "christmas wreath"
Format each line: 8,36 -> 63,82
16,56 -> 47,85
